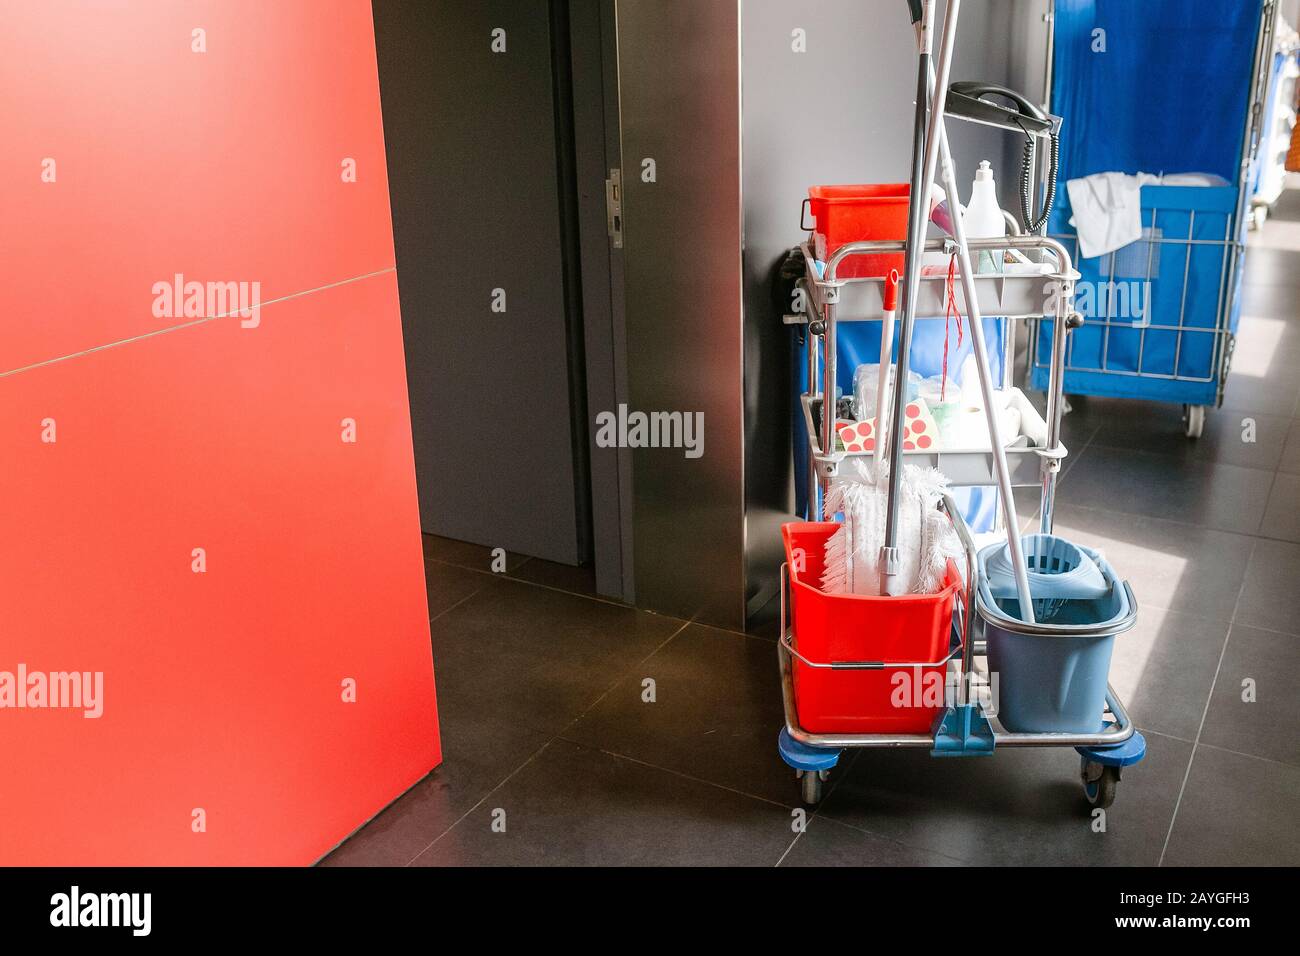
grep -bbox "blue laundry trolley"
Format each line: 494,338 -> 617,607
1028,0 -> 1276,436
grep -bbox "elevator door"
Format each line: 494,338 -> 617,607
374,0 -> 588,564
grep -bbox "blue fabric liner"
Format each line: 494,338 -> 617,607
1048,0 -> 1260,191
1031,0 -> 1262,405
1031,185 -> 1243,405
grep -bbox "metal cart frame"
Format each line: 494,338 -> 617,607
780,233 -> 1148,806
799,232 -> 1079,525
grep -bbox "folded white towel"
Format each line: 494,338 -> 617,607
1066,171 -> 1159,259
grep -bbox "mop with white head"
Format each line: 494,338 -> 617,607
821,458 -> 962,596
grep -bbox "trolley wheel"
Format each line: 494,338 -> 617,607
1183,404 -> 1205,439
799,769 -> 826,806
1080,757 -> 1119,809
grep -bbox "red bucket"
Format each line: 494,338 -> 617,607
806,184 -> 910,279
782,522 -> 960,734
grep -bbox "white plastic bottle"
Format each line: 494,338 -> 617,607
965,160 -> 1006,274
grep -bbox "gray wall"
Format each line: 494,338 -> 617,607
740,0 -> 1019,615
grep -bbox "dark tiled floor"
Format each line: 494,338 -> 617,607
818,731 -> 1194,866
324,188 -> 1300,867
1236,537 -> 1300,634
562,623 -> 796,805
408,738 -> 798,867
1160,746 -> 1300,867
427,575 -> 682,739
1200,624 -> 1300,768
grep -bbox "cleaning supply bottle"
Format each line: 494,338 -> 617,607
965,160 -> 1006,274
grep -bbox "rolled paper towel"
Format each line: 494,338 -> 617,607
940,404 -> 1022,450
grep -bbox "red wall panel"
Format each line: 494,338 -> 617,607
0,1 -> 439,865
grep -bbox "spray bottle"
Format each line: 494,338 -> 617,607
965,160 -> 1006,274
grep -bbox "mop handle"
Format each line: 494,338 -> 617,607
880,0 -> 943,596
927,67 -> 1038,622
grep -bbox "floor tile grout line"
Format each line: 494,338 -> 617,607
681,614 -> 790,646
1072,439 -> 1282,480
0,266 -> 396,381
804,813 -> 974,866
427,587 -> 483,627
583,744 -> 798,811
1052,496 -> 1300,548
400,599 -> 693,864
1194,739 -> 1300,771
782,744 -> 972,867
1222,618 -> 1300,639
554,619 -> 695,739
401,589 -> 693,864
1128,723 -> 1297,762
774,830 -> 805,867
1253,468 -> 1282,539
1157,537 -> 1256,867
403,738 -> 557,867
1137,725 -> 1195,746
406,736 -> 798,867
400,582 -> 696,868
1083,434 -> 1288,474
805,747 -> 862,829
422,553 -> 649,614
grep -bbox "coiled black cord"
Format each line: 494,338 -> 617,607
1020,129 -> 1059,234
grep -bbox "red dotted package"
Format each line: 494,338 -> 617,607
837,400 -> 939,454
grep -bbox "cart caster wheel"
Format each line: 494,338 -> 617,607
799,769 -> 827,806
1081,758 -> 1119,809
1183,404 -> 1205,439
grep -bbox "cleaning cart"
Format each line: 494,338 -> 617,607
777,0 -> 1147,808
780,234 -> 1145,807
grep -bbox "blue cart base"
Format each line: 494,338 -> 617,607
778,688 -> 1150,808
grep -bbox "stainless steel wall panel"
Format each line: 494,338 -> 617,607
615,0 -> 746,627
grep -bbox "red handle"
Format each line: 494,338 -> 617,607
883,269 -> 901,312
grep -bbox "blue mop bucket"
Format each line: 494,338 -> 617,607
976,538 -> 1138,733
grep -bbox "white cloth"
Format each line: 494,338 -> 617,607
1066,171 -> 1158,259
1066,171 -> 1228,259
